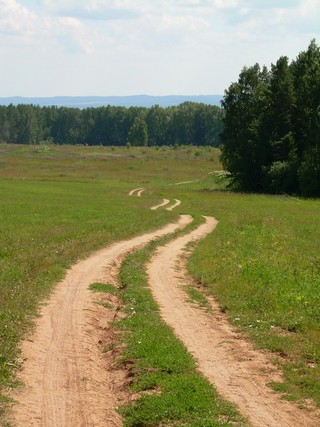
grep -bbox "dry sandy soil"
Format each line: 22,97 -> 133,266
11,216 -> 191,427
166,199 -> 181,211
128,187 -> 144,196
10,214 -> 320,427
150,198 -> 170,210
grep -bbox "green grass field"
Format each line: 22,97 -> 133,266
1,143 -> 320,425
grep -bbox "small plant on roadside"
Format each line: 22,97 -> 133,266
184,285 -> 212,312
89,282 -> 117,294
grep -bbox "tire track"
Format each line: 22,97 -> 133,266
150,199 -> 170,210
147,216 -> 319,427
128,187 -> 144,196
166,199 -> 181,211
11,215 -> 192,427
172,180 -> 198,185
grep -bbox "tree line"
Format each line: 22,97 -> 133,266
0,102 -> 224,148
221,40 -> 320,197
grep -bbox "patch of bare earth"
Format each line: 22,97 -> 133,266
128,187 -> 144,196
172,180 -> 198,185
147,216 -> 320,427
166,199 -> 181,211
150,198 -> 170,210
10,215 -> 192,427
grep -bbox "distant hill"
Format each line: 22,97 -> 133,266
0,95 -> 223,109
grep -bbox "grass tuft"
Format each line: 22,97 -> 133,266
184,285 -> 213,312
89,282 -> 118,294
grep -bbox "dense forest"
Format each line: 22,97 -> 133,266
221,40 -> 320,197
0,102 -> 224,147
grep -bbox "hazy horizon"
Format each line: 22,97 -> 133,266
0,94 -> 223,108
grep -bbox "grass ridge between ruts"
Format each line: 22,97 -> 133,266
112,217 -> 248,427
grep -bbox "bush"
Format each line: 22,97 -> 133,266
267,161 -> 293,194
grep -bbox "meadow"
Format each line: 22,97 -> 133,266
0,143 -> 320,425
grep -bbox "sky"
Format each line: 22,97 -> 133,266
0,0 -> 319,97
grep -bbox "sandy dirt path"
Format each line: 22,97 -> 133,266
172,180 -> 199,185
128,187 -> 143,196
166,199 -> 181,211
150,198 -> 170,210
147,216 -> 319,427
11,215 -> 192,427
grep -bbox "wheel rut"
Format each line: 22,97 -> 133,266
11,213 -> 319,427
147,216 -> 319,427
11,215 -> 192,427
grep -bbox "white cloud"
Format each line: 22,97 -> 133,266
0,0 -> 96,54
0,0 -> 319,96
59,17 -> 83,29
0,0 -> 38,37
29,0 -> 143,20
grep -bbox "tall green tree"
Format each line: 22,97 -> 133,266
221,64 -> 270,191
265,56 -> 298,193
0,107 -> 10,142
291,40 -> 320,195
146,105 -> 169,146
15,105 -> 44,144
0,101 -> 224,149
291,40 -> 320,156
221,39 -> 320,197
127,117 -> 148,146
51,107 -> 83,145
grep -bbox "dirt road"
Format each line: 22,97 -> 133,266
128,187 -> 144,196
147,216 -> 319,427
12,215 -> 192,427
166,199 -> 181,211
150,198 -> 170,210
12,213 -> 319,427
